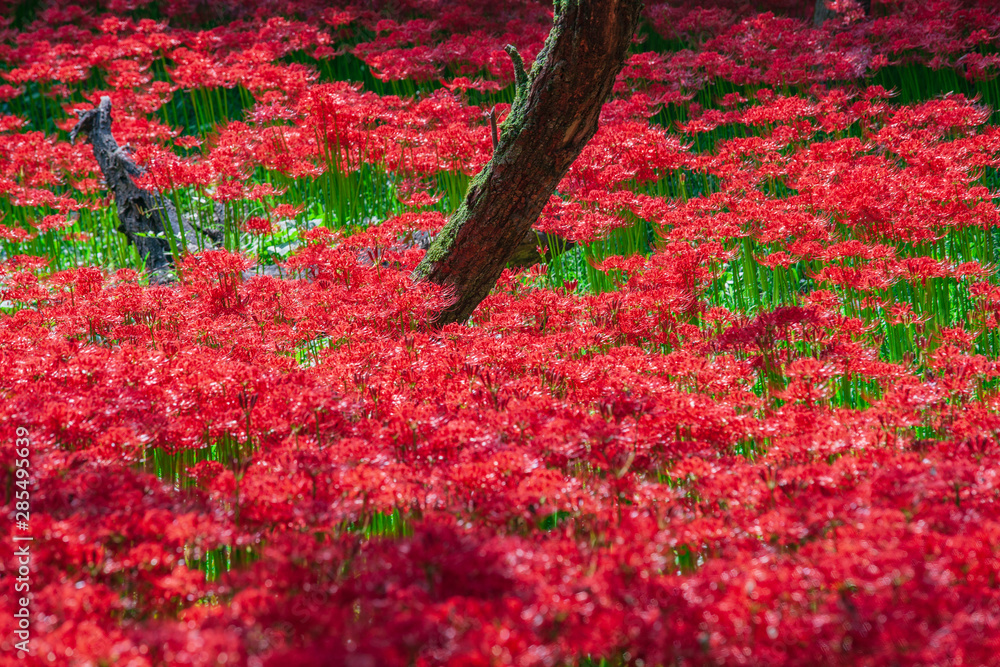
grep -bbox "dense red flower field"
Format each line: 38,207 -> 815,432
2,0 -> 1000,664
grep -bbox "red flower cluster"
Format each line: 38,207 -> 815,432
2,223 -> 999,664
1,0 -> 1000,665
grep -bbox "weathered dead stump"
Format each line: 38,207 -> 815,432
70,96 -> 223,281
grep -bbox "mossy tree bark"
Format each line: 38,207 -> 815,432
412,0 -> 643,326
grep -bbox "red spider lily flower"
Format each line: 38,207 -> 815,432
398,191 -> 442,208
272,202 -> 303,217
299,227 -> 336,244
243,216 -> 273,236
33,214 -> 74,233
174,136 -> 202,149
0,225 -> 36,243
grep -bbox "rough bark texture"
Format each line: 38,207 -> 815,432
71,97 -> 222,280
814,0 -> 871,27
412,0 -> 643,325
401,228 -> 572,267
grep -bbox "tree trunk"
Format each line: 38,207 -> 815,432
412,0 -> 643,325
71,97 -> 222,281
